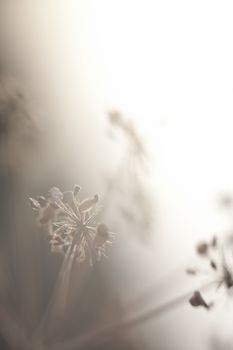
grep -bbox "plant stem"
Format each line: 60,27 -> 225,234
31,245 -> 74,346
125,261 -> 189,311
49,282 -> 212,350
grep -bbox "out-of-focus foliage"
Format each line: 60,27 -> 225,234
0,69 -> 37,171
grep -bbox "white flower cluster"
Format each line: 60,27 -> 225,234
29,186 -> 115,265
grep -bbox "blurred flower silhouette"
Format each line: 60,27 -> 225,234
0,70 -> 37,169
105,110 -> 154,241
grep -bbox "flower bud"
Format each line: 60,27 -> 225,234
189,291 -> 211,309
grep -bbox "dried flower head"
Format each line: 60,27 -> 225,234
29,185 -> 115,265
187,235 -> 233,309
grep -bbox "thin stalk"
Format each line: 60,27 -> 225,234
125,261 -> 189,311
31,243 -> 75,347
49,282 -> 212,350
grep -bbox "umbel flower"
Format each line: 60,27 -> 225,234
187,235 -> 233,310
29,185 -> 115,265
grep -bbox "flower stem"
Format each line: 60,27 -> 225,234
49,282 -> 212,350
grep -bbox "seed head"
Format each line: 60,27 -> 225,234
29,186 -> 115,265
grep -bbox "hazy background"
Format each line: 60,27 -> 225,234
1,1 -> 233,349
